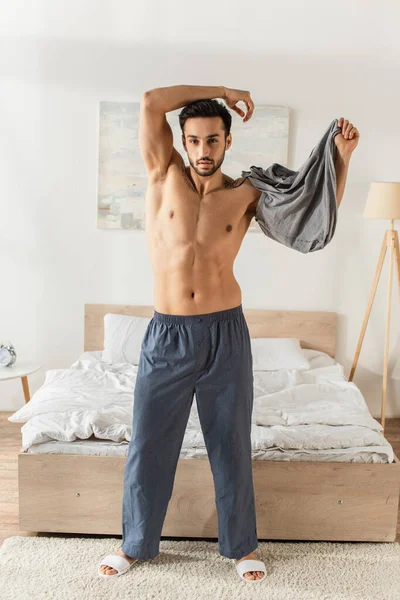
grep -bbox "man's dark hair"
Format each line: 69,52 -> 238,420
178,99 -> 232,140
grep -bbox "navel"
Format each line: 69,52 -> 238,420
191,292 -> 195,298
226,224 -> 232,232
169,210 -> 174,218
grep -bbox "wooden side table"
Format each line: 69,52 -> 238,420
0,362 -> 42,403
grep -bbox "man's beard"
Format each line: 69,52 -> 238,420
188,151 -> 225,177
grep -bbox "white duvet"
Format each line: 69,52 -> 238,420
8,349 -> 393,462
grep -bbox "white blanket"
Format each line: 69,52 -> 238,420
8,350 -> 391,461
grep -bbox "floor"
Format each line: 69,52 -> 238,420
1,412 -> 399,546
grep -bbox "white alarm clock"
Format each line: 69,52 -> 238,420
0,341 -> 17,367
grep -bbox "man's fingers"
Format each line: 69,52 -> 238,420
344,122 -> 353,138
344,122 -> 353,137
337,117 -> 360,140
233,104 -> 244,117
349,127 -> 359,139
244,97 -> 255,122
248,97 -> 255,119
229,94 -> 255,121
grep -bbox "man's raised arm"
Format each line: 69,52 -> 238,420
333,117 -> 360,207
334,153 -> 351,208
139,86 -> 228,180
144,85 -> 227,113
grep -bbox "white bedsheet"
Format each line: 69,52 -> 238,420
8,349 -> 393,462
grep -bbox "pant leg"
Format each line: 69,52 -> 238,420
194,311 -> 258,559
121,318 -> 196,559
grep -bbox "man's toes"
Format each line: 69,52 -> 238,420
243,570 -> 265,580
102,566 -> 117,575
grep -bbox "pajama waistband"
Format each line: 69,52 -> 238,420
153,304 -> 244,325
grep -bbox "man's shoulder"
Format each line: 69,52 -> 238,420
222,174 -> 261,214
227,174 -> 260,197
222,174 -> 244,189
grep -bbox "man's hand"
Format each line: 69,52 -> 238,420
334,117 -> 360,158
222,87 -> 255,122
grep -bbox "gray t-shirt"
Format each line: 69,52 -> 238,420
241,118 -> 342,253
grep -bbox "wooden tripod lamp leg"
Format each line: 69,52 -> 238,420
394,230 -> 400,298
381,230 -> 398,431
348,232 -> 389,383
348,229 -> 400,435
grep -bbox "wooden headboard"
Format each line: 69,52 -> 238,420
84,304 -> 337,358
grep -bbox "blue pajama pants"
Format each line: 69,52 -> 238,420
121,304 -> 258,560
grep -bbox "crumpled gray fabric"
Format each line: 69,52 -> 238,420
241,118 -> 342,253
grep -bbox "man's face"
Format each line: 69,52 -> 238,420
182,117 -> 232,177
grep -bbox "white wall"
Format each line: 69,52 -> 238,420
1,0 -> 399,418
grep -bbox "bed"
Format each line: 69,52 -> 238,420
10,304 -> 400,542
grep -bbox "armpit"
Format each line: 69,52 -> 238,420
246,196 -> 260,216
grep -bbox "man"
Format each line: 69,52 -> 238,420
98,85 -> 359,581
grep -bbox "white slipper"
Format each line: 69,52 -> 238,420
98,553 -> 137,578
234,558 -> 267,583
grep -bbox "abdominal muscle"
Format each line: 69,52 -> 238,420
151,245 -> 242,315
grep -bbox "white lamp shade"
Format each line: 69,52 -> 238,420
363,182 -> 400,219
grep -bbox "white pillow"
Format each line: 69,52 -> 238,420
101,313 -> 152,365
250,337 -> 310,371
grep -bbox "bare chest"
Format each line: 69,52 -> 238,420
145,169 -> 252,250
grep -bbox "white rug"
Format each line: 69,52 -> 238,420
0,536 -> 399,600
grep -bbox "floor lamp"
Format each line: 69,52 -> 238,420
348,182 -> 400,435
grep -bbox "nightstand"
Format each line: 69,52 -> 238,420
0,362 -> 42,403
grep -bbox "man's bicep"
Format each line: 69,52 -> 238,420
139,96 -> 174,180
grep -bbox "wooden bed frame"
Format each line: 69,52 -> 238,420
18,304 -> 400,542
